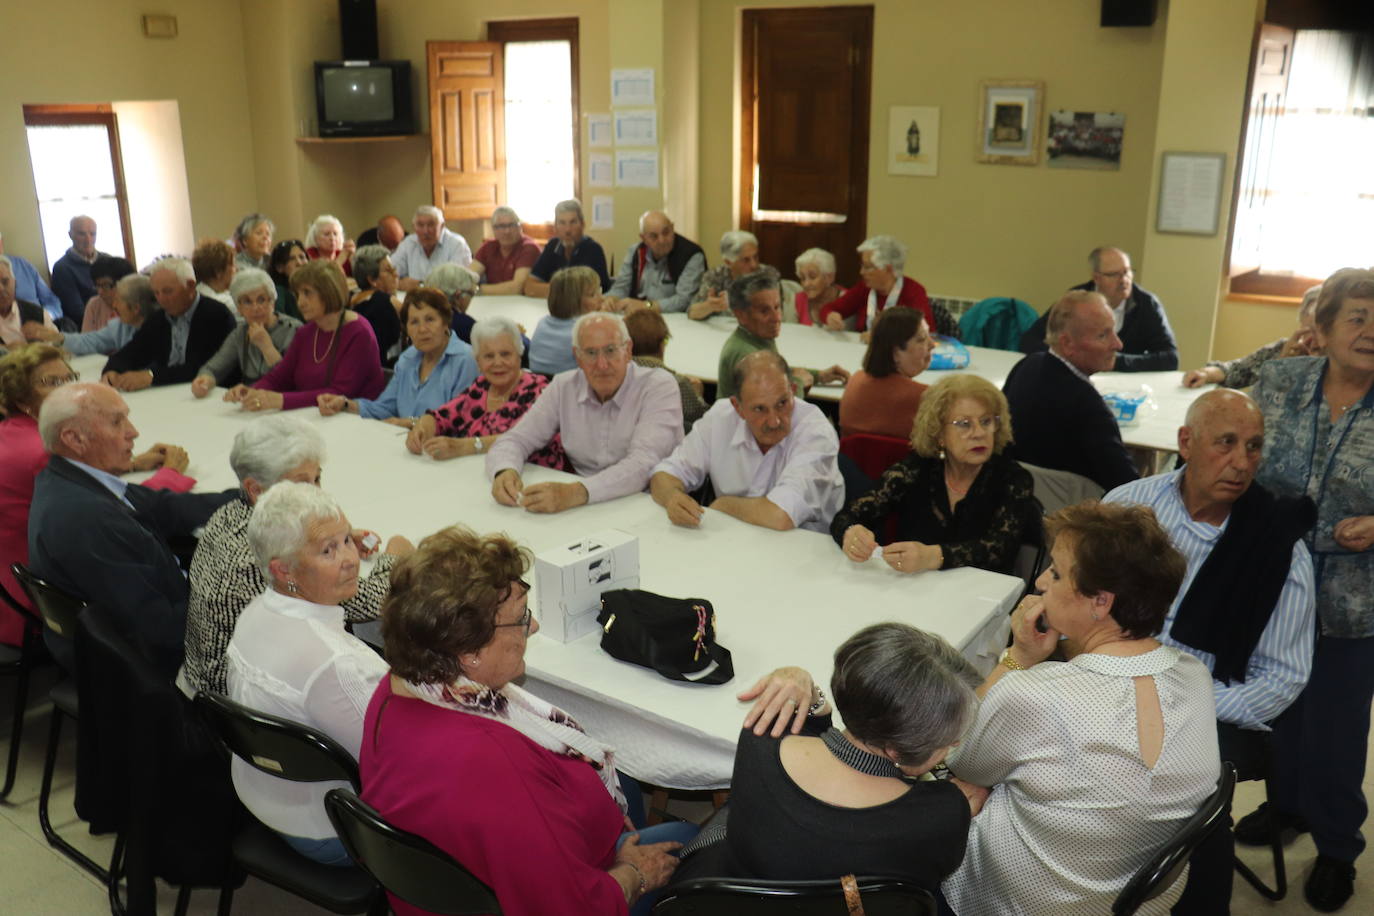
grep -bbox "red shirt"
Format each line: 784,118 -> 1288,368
473,236 -> 541,284
819,276 -> 932,333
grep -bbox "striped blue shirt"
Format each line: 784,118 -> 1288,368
1104,469 -> 1315,730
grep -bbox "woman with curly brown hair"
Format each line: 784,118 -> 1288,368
362,525 -> 696,916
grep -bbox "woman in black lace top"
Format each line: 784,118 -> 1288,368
831,374 -> 1041,574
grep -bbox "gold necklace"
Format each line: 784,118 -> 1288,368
312,323 -> 338,363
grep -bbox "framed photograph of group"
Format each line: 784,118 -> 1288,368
977,80 -> 1043,166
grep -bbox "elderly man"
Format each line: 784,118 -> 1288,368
0,232 -> 63,324
101,256 -> 236,390
393,205 -> 473,291
486,312 -> 682,513
716,271 -> 849,400
471,206 -> 541,295
1020,247 -> 1179,371
651,350 -> 843,532
355,214 -> 406,252
688,230 -> 782,321
524,199 -> 610,297
28,383 -> 234,678
50,215 -> 106,324
1104,388 -> 1315,913
1002,289 -> 1137,491
0,255 -> 58,349
605,210 -> 706,314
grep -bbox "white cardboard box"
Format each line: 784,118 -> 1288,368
534,529 -> 640,643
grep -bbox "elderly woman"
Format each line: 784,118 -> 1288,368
1184,284 -> 1322,388
942,502 -> 1221,915
233,213 -> 274,271
1236,268 -> 1374,910
838,307 -> 934,439
225,260 -> 384,411
78,255 -> 135,332
191,268 -> 303,397
791,247 -> 845,325
269,238 -> 309,320
405,315 -> 565,467
184,415 -> 410,697
305,213 -> 354,277
529,265 -> 602,376
226,482 -> 394,865
349,244 -> 402,364
424,261 -> 478,342
318,289 -> 476,428
26,272 -> 155,357
625,308 -> 706,433
361,526 -> 692,916
674,623 -> 982,890
0,344 -> 189,645
688,230 -> 780,321
832,374 -> 1040,575
821,235 -> 956,339
192,238 -> 237,308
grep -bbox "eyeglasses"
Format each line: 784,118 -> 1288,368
1094,268 -> 1133,280
949,416 -> 1000,435
576,343 -> 626,362
94,279 -> 117,290
493,582 -> 534,635
491,222 -> 519,231
35,371 -> 80,389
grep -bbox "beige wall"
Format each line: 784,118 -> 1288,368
0,0 -> 257,268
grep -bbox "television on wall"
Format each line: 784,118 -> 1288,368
314,60 -> 415,137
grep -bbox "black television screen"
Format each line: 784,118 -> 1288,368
315,60 -> 414,137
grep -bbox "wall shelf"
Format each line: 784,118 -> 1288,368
295,134 -> 424,144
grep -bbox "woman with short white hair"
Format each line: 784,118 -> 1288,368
821,234 -> 957,338
407,315 -> 567,468
233,213 -> 275,271
305,213 -> 355,277
191,268 -> 302,397
184,415 -> 412,698
791,247 -> 845,326
688,230 -> 781,321
226,481 -> 398,866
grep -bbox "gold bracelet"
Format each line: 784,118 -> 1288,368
1001,651 -> 1029,671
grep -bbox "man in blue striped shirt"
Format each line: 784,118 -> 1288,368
1104,388 -> 1315,913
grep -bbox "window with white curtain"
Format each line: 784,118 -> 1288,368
502,40 -> 575,224
1231,31 -> 1374,286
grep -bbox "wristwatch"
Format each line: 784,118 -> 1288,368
473,436 -> 484,452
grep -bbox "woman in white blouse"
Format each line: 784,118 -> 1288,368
942,502 -> 1221,916
225,481 -> 390,866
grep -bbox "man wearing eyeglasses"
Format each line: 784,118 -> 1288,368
1019,247 -> 1179,372
471,206 -> 541,296
486,312 -> 683,513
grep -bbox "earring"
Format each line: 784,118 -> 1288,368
287,579 -> 300,595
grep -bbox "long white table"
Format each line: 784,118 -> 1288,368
75,353 -> 1021,789
467,295 -> 1206,452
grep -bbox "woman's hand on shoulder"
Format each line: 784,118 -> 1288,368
948,776 -> 990,817
615,833 -> 682,895
738,666 -> 815,737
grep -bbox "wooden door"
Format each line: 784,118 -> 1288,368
428,41 -> 505,220
741,7 -> 873,285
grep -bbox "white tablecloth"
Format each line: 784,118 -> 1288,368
75,353 -> 1021,788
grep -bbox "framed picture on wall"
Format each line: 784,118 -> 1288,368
888,106 -> 940,177
977,80 -> 1043,165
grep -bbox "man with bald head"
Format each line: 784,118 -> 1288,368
355,214 -> 406,252
650,350 -> 843,532
605,210 -> 706,313
1020,246 -> 1179,371
1002,289 -> 1137,490
486,312 -> 683,513
28,384 -> 233,678
1104,388 -> 1315,912
50,215 -> 107,324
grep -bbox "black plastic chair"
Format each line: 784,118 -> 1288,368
653,876 -> 937,915
1111,762 -> 1237,915
325,788 -> 502,915
1232,737 -> 1288,901
9,562 -> 107,882
0,580 -> 45,802
193,691 -> 386,915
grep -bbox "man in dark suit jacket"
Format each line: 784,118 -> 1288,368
102,256 -> 236,390
1003,290 -> 1139,492
28,383 -> 234,678
1019,246 -> 1179,371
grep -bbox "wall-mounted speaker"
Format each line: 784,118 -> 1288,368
339,0 -> 379,60
1101,0 -> 1158,27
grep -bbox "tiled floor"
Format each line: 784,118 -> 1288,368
2,669 -> 1370,914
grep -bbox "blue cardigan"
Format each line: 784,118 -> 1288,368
356,331 -> 478,419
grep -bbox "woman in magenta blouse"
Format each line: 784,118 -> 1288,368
362,527 -> 697,916
225,259 -> 384,411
